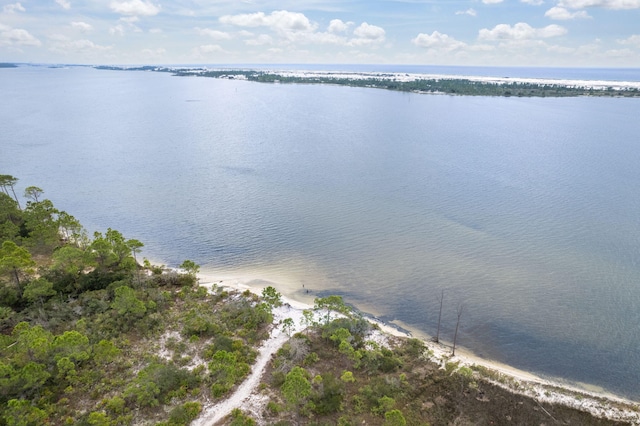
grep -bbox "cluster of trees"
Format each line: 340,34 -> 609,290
262,295 -> 412,424
0,175 -> 277,425
128,67 -> 640,98
246,74 -> 640,97
255,295 -> 621,426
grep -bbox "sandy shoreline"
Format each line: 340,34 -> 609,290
186,66 -> 640,91
269,69 -> 640,91
193,268 -> 640,424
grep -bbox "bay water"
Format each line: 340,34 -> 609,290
1,66 -> 640,399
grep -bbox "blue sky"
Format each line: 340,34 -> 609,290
1,0 -> 639,67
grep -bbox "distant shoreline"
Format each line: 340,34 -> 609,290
95,64 -> 640,97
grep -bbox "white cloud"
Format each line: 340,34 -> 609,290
575,40 -> 602,55
479,23 -> 567,40
109,24 -> 125,36
482,0 -> 504,4
469,43 -> 495,52
353,22 -> 385,40
216,10 -> 389,50
71,21 -> 93,32
312,32 -> 348,44
545,6 -> 591,18
140,47 -> 165,58
547,44 -> 575,53
110,0 -> 160,16
219,12 -> 268,27
412,31 -> 467,51
245,34 -> 273,46
48,36 -> 111,55
3,3 -> 25,13
199,44 -> 222,53
328,19 -> 352,33
195,28 -> 232,40
149,28 -> 162,34
120,16 -> 139,23
521,0 -> 545,4
270,10 -> 317,32
348,22 -> 386,46
220,10 -> 317,33
55,0 -> 71,10
455,8 -> 477,16
605,48 -> 634,57
113,16 -> 143,32
0,24 -> 41,46
617,34 -> 640,46
558,0 -> 640,9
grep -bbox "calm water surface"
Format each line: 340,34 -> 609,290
2,66 -> 640,399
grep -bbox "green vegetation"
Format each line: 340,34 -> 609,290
0,175 -> 272,425
260,315 -> 631,425
243,72 -> 640,97
95,66 -> 640,98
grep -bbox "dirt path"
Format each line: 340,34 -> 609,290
192,303 -> 305,426
192,279 -> 640,425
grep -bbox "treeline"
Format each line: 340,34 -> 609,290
249,74 -> 640,97
165,68 -> 640,98
93,64 -> 640,97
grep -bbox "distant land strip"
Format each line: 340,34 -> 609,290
96,65 -> 640,98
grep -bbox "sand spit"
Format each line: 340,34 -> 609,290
175,65 -> 640,92
268,69 -> 640,91
126,64 -> 640,92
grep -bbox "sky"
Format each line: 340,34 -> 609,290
1,0 -> 640,67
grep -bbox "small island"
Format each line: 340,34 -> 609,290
95,65 -> 640,98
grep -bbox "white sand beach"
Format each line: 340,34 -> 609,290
192,269 -> 640,425
195,67 -> 640,91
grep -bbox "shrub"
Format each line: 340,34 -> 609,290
402,338 -> 426,358
303,352 -> 319,366
372,396 -> 396,415
86,411 -> 111,426
282,367 -> 311,408
384,409 -> 407,426
208,350 -> 250,398
124,362 -> 200,407
266,400 -> 284,414
103,396 -> 126,416
340,371 -> 355,383
229,408 -> 256,426
167,402 -> 202,425
311,373 -> 344,415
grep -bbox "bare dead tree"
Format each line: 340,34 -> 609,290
452,303 -> 464,356
433,289 -> 444,343
0,175 -> 21,210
